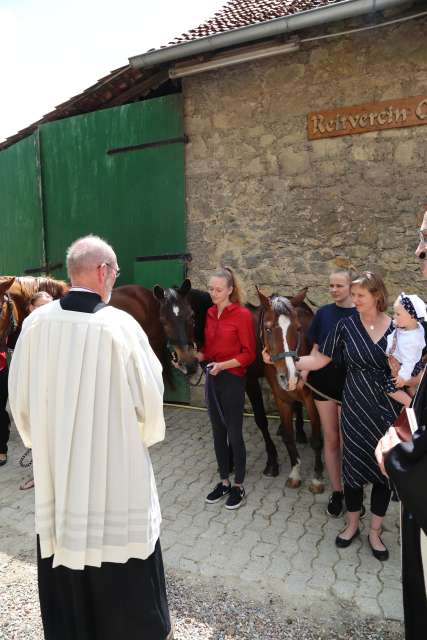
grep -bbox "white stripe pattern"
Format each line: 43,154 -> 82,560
321,315 -> 399,488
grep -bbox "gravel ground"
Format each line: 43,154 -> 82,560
0,555 -> 404,640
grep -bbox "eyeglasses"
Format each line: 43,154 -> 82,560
98,263 -> 120,278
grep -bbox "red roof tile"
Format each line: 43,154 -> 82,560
169,0 -> 340,44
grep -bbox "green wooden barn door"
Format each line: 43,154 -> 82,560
39,93 -> 188,401
0,134 -> 45,275
39,94 -> 186,285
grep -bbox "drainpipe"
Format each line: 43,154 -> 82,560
129,0 -> 410,69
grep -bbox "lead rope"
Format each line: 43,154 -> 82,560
19,448 -> 32,468
302,379 -> 342,405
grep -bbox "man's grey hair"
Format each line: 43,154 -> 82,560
66,235 -> 116,277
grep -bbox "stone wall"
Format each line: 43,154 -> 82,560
183,16 -> 427,309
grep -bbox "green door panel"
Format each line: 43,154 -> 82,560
134,258 -> 189,403
39,94 -> 185,284
134,258 -> 185,290
0,134 -> 44,274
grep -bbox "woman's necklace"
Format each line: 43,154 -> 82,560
362,315 -> 379,332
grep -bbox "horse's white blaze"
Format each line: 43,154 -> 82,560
172,305 -> 179,316
278,314 -> 298,386
289,460 -> 301,481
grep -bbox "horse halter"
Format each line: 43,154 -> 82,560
259,305 -> 302,363
0,294 -> 18,351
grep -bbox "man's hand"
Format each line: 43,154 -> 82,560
375,427 -> 402,477
262,347 -> 272,365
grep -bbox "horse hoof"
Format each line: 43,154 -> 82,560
286,478 -> 301,489
308,481 -> 325,494
263,463 -> 279,477
295,431 -> 308,444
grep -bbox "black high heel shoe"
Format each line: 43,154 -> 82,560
368,528 -> 389,561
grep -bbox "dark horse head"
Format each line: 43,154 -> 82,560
153,279 -> 199,376
257,286 -> 310,393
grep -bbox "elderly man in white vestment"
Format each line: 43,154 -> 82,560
9,235 -> 172,640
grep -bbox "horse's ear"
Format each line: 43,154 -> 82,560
256,285 -> 271,308
0,277 -> 15,294
178,278 -> 191,296
153,285 -> 165,301
290,287 -> 308,307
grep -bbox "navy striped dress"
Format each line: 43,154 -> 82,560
321,314 -> 400,488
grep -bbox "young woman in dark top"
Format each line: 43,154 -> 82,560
196,267 -> 256,510
302,268 -> 357,518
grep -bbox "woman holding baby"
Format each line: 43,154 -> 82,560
296,271 -> 405,561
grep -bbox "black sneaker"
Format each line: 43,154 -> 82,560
225,486 -> 246,510
326,491 -> 344,518
205,482 -> 231,504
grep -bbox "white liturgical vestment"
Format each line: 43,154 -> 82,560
9,301 -> 165,570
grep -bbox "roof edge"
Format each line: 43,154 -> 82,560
129,0 -> 407,69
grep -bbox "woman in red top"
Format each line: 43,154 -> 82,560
197,267 -> 256,510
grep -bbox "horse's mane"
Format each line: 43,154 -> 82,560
12,276 -> 69,300
270,294 -> 293,316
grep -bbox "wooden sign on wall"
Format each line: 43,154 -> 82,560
308,95 -> 427,140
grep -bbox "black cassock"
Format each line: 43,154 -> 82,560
385,370 -> 427,639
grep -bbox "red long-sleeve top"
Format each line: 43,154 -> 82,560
0,352 -> 6,371
203,303 -> 256,377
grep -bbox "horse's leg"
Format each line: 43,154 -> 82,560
302,391 -> 325,494
276,397 -> 301,488
246,376 -> 279,477
293,401 -> 308,444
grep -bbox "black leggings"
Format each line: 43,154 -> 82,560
0,367 -> 10,455
344,482 -> 391,518
205,371 -> 246,485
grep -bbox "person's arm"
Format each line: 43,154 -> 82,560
384,427 -> 427,535
297,343 -> 318,389
127,326 -> 166,448
296,351 -> 331,371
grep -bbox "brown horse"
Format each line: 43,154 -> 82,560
257,287 -> 324,492
0,276 -> 69,348
162,280 -> 322,487
0,276 -> 198,388
110,281 -> 198,385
